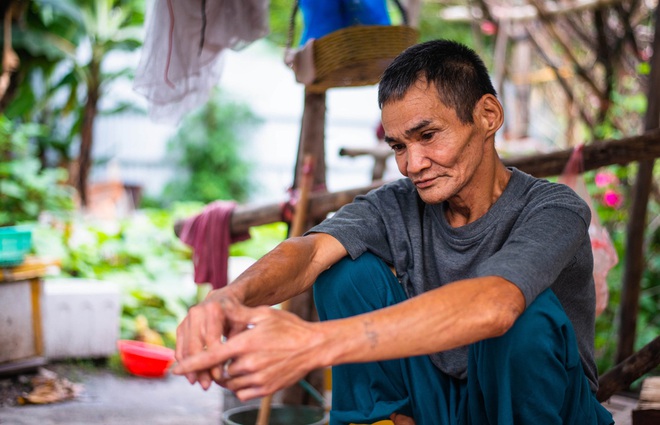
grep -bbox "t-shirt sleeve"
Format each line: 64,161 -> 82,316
475,203 -> 591,307
306,191 -> 394,264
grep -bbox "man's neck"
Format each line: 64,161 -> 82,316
444,162 -> 512,227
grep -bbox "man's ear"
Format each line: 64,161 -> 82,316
476,94 -> 504,138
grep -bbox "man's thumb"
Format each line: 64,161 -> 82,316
219,297 -> 253,337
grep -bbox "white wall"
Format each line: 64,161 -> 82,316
92,40 -> 394,204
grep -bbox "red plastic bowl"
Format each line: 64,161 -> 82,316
117,340 -> 175,378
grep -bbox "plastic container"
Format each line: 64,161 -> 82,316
117,340 -> 175,378
0,226 -> 33,267
223,405 -> 328,425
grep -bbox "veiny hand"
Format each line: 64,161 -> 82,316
175,293 -> 246,390
173,297 -> 326,401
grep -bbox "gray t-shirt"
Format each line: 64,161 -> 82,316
310,167 -> 599,391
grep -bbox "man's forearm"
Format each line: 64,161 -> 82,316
208,233 -> 347,308
315,276 -> 526,368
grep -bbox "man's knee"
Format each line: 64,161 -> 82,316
315,253 -> 377,303
473,289 -> 580,370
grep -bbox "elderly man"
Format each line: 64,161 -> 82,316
173,39 -> 614,425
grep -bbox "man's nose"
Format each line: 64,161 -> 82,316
406,146 -> 431,174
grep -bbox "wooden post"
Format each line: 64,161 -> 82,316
615,4 -> 660,365
293,89 -> 326,193
283,89 -> 328,406
30,278 -> 44,356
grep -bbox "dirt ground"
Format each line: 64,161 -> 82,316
0,362 -> 636,425
0,362 -> 229,425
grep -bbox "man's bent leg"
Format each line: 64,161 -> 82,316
314,253 -> 466,425
467,289 -> 614,425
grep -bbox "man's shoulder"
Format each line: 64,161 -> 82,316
350,178 -> 423,222
510,168 -> 590,217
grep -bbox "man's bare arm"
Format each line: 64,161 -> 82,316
215,232 -> 348,308
174,275 -> 526,399
318,276 -> 526,366
174,232 -> 346,389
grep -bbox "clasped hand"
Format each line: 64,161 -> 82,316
173,296 -> 324,401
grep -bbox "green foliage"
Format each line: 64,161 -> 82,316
120,286 -> 190,348
418,8 -> 472,45
588,59 -> 650,141
33,208 -> 193,281
587,163 -> 660,379
4,0 -> 145,193
32,203 -> 286,349
230,222 -> 288,259
32,204 -> 196,348
267,0 -> 302,47
160,90 -> 261,206
0,115 -> 75,226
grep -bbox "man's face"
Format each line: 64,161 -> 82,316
381,80 -> 488,205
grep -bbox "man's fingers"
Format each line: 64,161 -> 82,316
218,297 -> 248,338
172,345 -> 235,376
174,296 -> 267,389
197,370 -> 212,390
203,304 -> 226,354
187,305 -> 215,384
175,318 -> 198,384
210,365 -> 223,383
174,320 -> 186,364
222,302 -> 269,339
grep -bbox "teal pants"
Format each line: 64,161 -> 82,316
313,253 -> 614,425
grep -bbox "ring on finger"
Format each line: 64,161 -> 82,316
222,359 -> 231,379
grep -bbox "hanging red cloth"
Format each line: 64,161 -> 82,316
178,201 -> 251,290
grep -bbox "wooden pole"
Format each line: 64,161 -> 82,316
256,155 -> 316,425
283,88 -> 328,406
293,90 -> 326,191
173,130 -> 660,239
504,129 -> 660,177
598,335 -> 660,402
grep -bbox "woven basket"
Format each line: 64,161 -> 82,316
307,24 -> 419,92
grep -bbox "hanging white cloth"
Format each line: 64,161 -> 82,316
133,0 -> 270,123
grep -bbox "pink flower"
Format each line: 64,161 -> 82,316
595,172 -> 618,188
480,21 -> 497,36
603,189 -> 623,208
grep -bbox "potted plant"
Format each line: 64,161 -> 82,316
0,115 -> 75,267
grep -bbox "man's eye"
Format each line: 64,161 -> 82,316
421,132 -> 434,140
390,144 -> 405,152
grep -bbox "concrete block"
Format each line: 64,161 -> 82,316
0,280 -> 41,363
43,278 -> 121,359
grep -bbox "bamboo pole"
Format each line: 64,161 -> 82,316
255,155 -> 316,425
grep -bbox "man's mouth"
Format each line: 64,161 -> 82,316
413,177 -> 436,189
